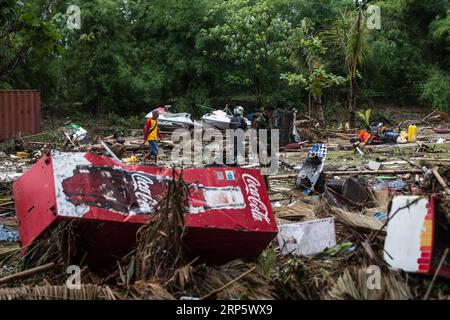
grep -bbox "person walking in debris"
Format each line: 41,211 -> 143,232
229,106 -> 248,166
143,110 -> 163,164
255,106 -> 275,190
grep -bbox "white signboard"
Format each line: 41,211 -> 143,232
277,218 -> 336,256
384,196 -> 432,273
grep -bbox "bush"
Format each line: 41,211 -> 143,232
421,68 -> 450,112
108,112 -> 146,130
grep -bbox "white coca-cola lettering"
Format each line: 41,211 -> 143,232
131,173 -> 155,212
242,173 -> 270,224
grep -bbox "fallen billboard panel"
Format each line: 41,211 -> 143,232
13,152 -> 278,268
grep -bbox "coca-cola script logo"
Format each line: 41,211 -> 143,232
242,173 -> 270,224
131,173 -> 157,213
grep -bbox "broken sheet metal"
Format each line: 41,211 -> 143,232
13,152 -> 277,267
384,195 -> 450,278
277,218 -> 336,256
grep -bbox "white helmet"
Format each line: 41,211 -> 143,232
234,106 -> 244,116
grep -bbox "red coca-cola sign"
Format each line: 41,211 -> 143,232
13,152 -> 278,265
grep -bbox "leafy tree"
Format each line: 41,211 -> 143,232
421,67 -> 450,112
0,0 -> 62,81
430,11 -> 450,68
200,0 -> 291,107
2,0 -> 450,122
281,18 -> 345,125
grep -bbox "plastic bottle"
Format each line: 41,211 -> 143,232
408,124 -> 417,143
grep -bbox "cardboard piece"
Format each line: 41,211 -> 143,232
277,218 -> 336,256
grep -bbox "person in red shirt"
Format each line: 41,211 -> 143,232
143,110 -> 163,164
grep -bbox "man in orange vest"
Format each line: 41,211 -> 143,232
351,130 -> 372,147
143,110 -> 163,164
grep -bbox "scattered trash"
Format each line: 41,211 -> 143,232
433,127 -> 449,134
387,179 -> 407,191
0,224 -> 18,242
407,124 -> 418,143
342,178 -> 367,204
2,108 -> 450,300
373,211 -> 388,221
15,152 -> 29,159
294,144 -> 327,195
69,124 -> 88,142
367,160 -> 382,171
277,218 -> 336,256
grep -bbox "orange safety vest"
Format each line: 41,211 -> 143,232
358,130 -> 372,143
147,119 -> 158,141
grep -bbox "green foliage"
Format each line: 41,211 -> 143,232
430,12 -> 450,44
421,68 -> 450,112
1,0 -> 450,120
108,112 -> 146,130
282,66 -> 345,98
356,109 -> 372,127
0,0 -> 17,22
200,0 -> 292,104
0,0 -> 62,76
322,8 -> 372,80
281,17 -> 345,119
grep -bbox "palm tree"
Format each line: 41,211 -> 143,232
322,7 -> 371,128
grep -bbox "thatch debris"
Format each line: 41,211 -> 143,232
134,169 -> 189,281
325,266 -> 412,300
0,284 -> 119,300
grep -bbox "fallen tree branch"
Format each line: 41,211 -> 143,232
424,248 -> 449,300
268,168 -> 424,180
325,169 -> 423,176
100,141 -> 122,163
200,266 -> 256,300
0,263 -> 55,285
432,166 -> 450,194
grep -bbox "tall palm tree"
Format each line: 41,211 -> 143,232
323,7 -> 371,128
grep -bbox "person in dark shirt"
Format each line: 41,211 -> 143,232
255,106 -> 275,190
229,106 -> 248,166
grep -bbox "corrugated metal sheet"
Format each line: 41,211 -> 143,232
0,90 -> 41,140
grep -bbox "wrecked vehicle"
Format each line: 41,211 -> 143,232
201,109 -> 251,130
146,105 -> 197,130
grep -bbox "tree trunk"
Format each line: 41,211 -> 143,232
348,76 -> 357,128
255,77 -> 262,108
313,95 -> 325,126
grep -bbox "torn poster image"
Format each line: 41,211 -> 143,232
52,151 -> 246,217
277,218 -> 336,256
